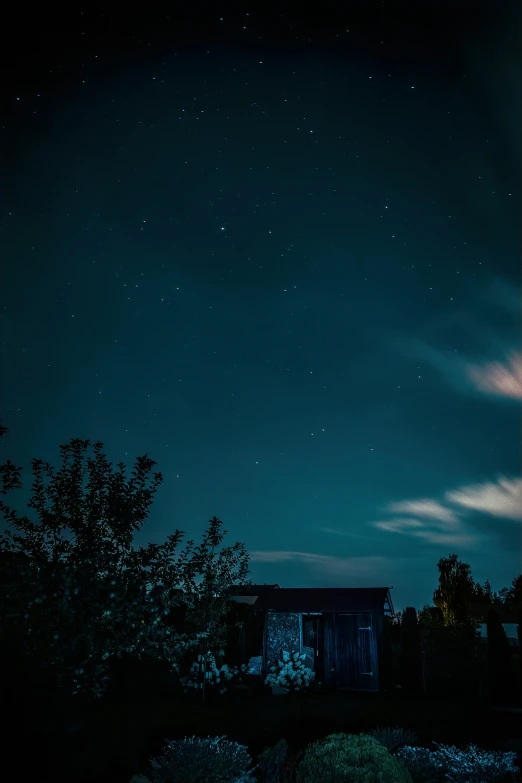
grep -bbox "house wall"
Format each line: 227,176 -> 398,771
476,622 -> 520,646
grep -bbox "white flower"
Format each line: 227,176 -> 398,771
265,650 -> 315,691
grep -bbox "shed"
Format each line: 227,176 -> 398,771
230,584 -> 394,691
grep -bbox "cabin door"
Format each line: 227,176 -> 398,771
336,613 -> 378,690
301,614 -> 324,679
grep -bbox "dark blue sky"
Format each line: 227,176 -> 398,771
1,5 -> 521,611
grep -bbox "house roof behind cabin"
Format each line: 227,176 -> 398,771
232,584 -> 280,596
249,587 -> 393,614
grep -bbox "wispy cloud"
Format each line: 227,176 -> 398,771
395,277 -> 521,402
386,499 -> 460,525
372,517 -> 478,547
446,476 -> 522,521
249,550 -> 387,577
373,517 -> 426,534
372,475 -> 522,548
410,530 -> 479,546
465,351 -> 522,400
319,526 -> 376,542
398,339 -> 522,402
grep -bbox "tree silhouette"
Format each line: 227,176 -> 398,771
433,553 -> 476,627
0,437 -> 250,698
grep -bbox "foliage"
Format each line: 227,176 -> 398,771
0,437 -> 250,698
474,575 -> 522,615
367,725 -> 418,754
397,742 -> 519,783
180,650 -> 247,695
433,554 -> 477,627
295,732 -> 413,783
146,735 -> 257,783
257,738 -> 288,783
396,745 -> 454,783
416,606 -> 445,630
506,575 -> 522,607
264,650 -> 315,691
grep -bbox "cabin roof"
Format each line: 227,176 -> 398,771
232,586 -> 394,614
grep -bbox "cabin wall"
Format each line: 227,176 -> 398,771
260,608 -> 390,692
265,611 -> 301,668
323,613 -> 337,685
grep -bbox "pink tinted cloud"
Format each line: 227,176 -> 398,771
446,476 -> 522,521
465,351 -> 522,400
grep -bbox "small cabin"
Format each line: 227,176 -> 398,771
229,584 -> 394,691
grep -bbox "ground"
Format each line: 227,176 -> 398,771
30,686 -> 522,783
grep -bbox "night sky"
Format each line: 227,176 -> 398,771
1,4 -> 521,612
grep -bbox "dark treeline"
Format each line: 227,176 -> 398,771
390,553 -> 522,704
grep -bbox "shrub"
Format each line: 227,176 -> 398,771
257,738 -> 288,783
179,651 -> 247,695
264,651 -> 315,691
295,732 -> 413,783
395,745 -> 449,783
145,735 -> 257,783
366,725 -> 418,754
397,742 -> 519,783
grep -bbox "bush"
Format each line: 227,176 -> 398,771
179,652 -> 247,695
144,735 -> 257,783
295,732 -> 413,783
257,738 -> 288,783
394,746 -> 449,783
397,742 -> 519,783
264,651 -> 315,691
366,725 -> 418,754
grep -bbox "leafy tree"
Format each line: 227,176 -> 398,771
433,553 -> 476,627
474,577 -> 494,602
474,574 -> 522,616
0,437 -> 250,699
506,574 -> 522,608
416,604 -> 444,629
